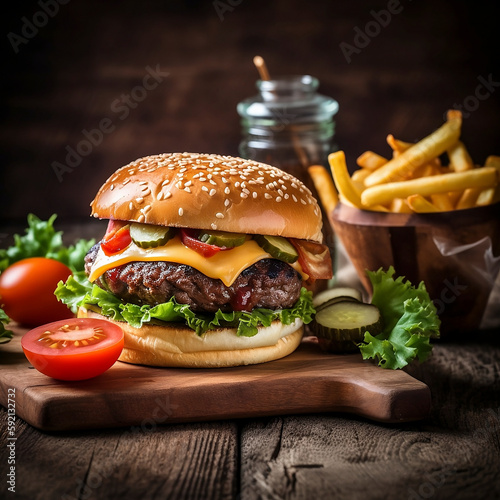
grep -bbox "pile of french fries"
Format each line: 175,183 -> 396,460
309,110 -> 500,213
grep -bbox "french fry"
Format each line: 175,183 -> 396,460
351,168 -> 372,184
386,134 -> 412,155
407,195 -> 440,213
485,155 -> 500,170
456,188 -> 481,210
483,156 -> 500,204
430,193 -> 454,211
308,165 -> 339,215
328,151 -> 363,208
476,188 -> 495,206
390,198 -> 413,213
364,111 -> 462,186
448,140 -> 474,172
356,151 -> 388,170
361,167 -> 498,207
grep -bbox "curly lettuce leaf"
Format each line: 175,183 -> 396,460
0,308 -> 13,344
56,272 -> 315,337
0,213 -> 95,273
358,266 -> 440,369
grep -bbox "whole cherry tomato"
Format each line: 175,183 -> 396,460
0,257 -> 73,326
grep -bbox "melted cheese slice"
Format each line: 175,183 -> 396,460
89,236 -> 307,287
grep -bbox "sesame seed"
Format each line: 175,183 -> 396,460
240,192 -> 248,199
292,195 -> 298,202
139,181 -> 148,186
184,180 -> 192,187
138,214 -> 145,223
164,192 -> 172,199
178,207 -> 184,216
202,186 -> 209,192
211,222 -> 217,230
123,179 -> 130,185
224,199 -> 231,206
252,192 -> 258,199
184,187 -> 191,193
129,202 -> 134,210
209,189 -> 216,196
265,193 -> 272,199
161,179 -> 170,186
301,199 -> 307,205
276,196 -> 282,202
157,192 -> 163,201
110,184 -> 114,191
224,187 -> 230,195
216,212 -> 224,218
136,197 -> 144,204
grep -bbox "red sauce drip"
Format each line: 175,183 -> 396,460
231,286 -> 253,312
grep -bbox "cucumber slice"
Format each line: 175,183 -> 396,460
312,286 -> 363,309
311,301 -> 383,353
254,235 -> 298,263
199,230 -> 246,248
315,295 -> 361,313
130,223 -> 175,248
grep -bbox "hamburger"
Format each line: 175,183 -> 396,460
57,153 -> 332,367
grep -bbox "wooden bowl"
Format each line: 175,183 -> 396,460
329,202 -> 500,337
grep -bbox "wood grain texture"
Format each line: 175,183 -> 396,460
0,330 -> 430,431
0,408 -> 238,500
240,334 -> 500,500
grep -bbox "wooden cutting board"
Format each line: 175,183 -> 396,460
0,327 -> 431,431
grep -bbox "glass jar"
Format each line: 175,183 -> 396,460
237,75 -> 339,290
237,74 -> 339,183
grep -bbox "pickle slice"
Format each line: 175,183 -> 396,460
254,235 -> 298,263
130,223 -> 175,248
199,230 -> 246,248
311,301 -> 383,353
312,286 -> 363,309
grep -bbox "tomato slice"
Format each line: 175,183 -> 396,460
21,318 -> 124,381
101,223 -> 131,256
290,239 -> 333,282
180,229 -> 222,258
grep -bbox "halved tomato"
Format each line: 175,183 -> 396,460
21,318 -> 124,381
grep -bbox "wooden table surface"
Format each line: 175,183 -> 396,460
2,1 -> 500,498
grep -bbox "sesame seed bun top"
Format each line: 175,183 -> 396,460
90,152 -> 325,243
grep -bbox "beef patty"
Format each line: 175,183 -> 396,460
84,243 -> 302,312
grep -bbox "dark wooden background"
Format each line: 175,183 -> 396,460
1,0 -> 499,228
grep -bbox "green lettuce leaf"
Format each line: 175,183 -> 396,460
358,266 -> 440,369
0,308 -> 13,344
55,272 -> 315,337
0,213 -> 95,273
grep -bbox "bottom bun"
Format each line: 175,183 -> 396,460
78,307 -> 303,368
